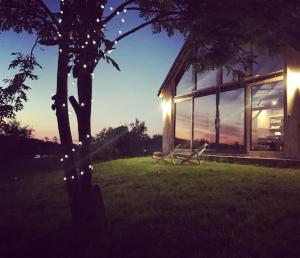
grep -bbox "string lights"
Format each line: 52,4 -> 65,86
57,1 -> 129,183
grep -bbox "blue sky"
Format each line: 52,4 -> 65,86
0,1 -> 184,140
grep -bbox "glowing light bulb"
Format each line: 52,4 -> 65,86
62,103 -> 66,107
78,141 -> 82,145
87,34 -> 90,38
89,165 -> 92,169
80,171 -> 84,175
117,11 -> 120,15
86,134 -> 90,138
64,154 -> 68,158
81,102 -> 85,107
110,6 -> 113,11
58,19 -> 62,23
124,8 -> 127,13
60,158 -> 64,162
68,73 -> 71,77
85,41 -> 88,45
96,18 -> 100,23
82,45 -> 85,48
121,19 -> 125,23
63,177 -> 67,181
93,40 -> 96,45
118,30 -> 122,34
83,64 -> 87,68
60,10 -> 63,14
72,148 -> 75,152
114,40 -> 118,44
101,5 -> 104,9
71,176 -> 74,179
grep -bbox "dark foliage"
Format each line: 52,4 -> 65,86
93,119 -> 161,161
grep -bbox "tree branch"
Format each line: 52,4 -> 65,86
36,0 -> 60,30
69,96 -> 80,117
102,0 -> 136,25
114,15 -> 166,42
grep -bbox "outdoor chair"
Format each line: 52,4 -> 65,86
175,143 -> 208,165
152,144 -> 182,165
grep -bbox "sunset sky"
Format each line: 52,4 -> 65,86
0,0 -> 184,141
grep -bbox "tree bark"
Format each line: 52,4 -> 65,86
55,49 -> 80,224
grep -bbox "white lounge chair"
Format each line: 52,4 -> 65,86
176,143 -> 208,165
152,144 -> 182,165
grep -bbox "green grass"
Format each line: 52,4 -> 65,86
1,157 -> 300,258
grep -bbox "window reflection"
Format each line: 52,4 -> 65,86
219,89 -> 244,151
197,69 -> 218,90
252,48 -> 284,76
175,100 -> 192,148
176,67 -> 194,96
251,81 -> 284,151
194,95 -> 216,149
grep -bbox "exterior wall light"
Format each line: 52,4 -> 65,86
161,99 -> 172,119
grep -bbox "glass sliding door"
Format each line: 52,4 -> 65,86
251,81 -> 284,151
193,95 -> 216,149
175,100 -> 192,148
219,88 -> 245,151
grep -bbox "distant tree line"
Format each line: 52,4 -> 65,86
0,119 -> 162,162
0,120 -> 62,161
92,119 -> 162,161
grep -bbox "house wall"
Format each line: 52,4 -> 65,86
160,46 -> 300,159
162,83 -> 175,153
284,47 -> 300,158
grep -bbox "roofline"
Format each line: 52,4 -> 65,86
157,40 -> 190,97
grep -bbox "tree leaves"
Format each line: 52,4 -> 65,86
105,56 -> 120,71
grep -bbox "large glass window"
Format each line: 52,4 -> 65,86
219,89 -> 245,151
223,64 -> 247,84
194,95 -> 216,149
197,69 -> 218,90
176,67 -> 194,96
252,49 -> 284,76
251,81 -> 284,151
175,100 -> 192,148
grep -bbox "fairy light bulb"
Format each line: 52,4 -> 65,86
62,103 -> 66,107
63,177 -> 67,181
110,6 -> 113,11
118,30 -> 122,34
71,176 -> 74,180
93,40 -> 96,45
121,19 -> 125,23
72,148 -> 75,152
60,10 -> 63,14
85,41 -> 88,45
81,102 -> 85,107
83,64 -> 87,69
117,11 -> 120,15
82,45 -> 85,49
78,141 -> 82,145
86,134 -> 90,138
60,158 -> 64,162
64,154 -> 68,158
58,19 -> 62,24
87,34 -> 90,38
124,8 -> 127,13
101,5 -> 104,9
80,171 -> 84,175
89,165 -> 93,169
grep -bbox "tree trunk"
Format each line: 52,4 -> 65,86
55,48 -> 79,224
69,71 -> 107,230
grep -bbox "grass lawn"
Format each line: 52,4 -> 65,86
1,157 -> 300,258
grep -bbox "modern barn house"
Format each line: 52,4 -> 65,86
158,42 -> 300,162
